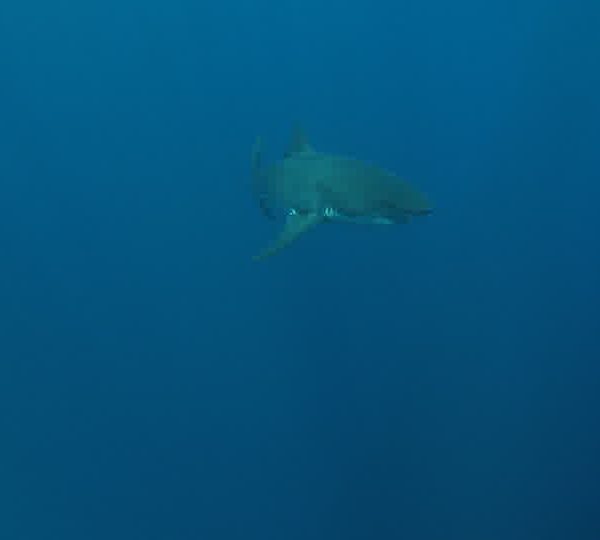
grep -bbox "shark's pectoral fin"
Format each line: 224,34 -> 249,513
253,212 -> 322,261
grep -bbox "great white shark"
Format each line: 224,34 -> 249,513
252,128 -> 432,261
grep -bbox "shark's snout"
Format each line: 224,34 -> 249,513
405,193 -> 433,217
387,195 -> 432,219
413,206 -> 433,216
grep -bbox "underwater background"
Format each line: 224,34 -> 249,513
1,1 -> 599,539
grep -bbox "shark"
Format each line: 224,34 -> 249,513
252,127 -> 432,261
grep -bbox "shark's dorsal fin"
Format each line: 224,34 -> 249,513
285,126 -> 314,157
253,212 -> 322,261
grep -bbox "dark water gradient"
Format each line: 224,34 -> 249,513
1,1 -> 598,539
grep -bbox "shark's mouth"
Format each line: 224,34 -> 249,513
288,207 -> 395,225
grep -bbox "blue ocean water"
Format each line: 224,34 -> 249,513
1,1 -> 598,539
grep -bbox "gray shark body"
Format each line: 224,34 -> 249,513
252,128 -> 431,261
